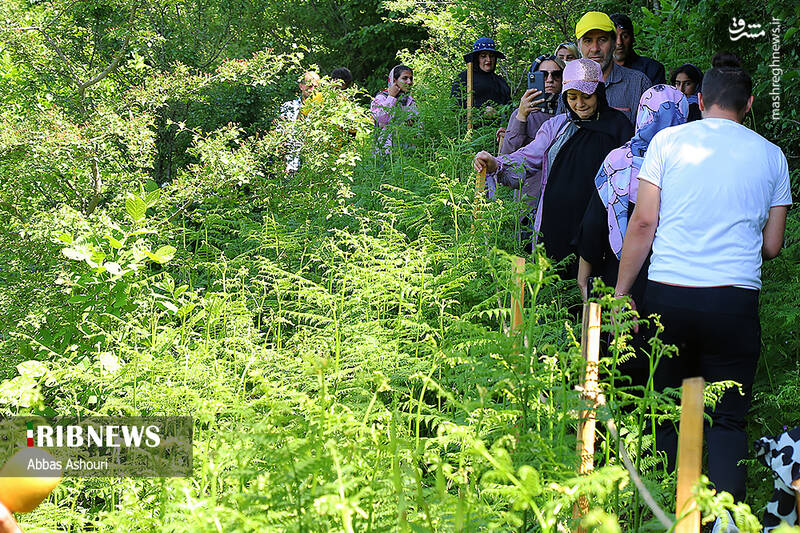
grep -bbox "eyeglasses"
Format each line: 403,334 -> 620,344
540,70 -> 563,81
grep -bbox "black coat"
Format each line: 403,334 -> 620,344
451,67 -> 511,109
539,84 -> 634,278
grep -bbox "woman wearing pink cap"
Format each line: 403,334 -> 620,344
474,58 -> 632,277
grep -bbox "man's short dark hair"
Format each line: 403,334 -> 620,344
331,67 -> 353,88
610,13 -> 634,41
700,67 -> 752,112
711,51 -> 742,68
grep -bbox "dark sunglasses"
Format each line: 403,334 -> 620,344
540,70 -> 563,81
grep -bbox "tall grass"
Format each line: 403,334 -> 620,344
0,64 -> 796,532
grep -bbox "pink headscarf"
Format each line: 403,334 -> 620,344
594,85 -> 689,258
388,64 -> 411,87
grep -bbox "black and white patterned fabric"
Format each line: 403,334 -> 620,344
754,426 -> 800,531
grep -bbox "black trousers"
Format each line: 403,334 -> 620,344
643,281 -> 761,502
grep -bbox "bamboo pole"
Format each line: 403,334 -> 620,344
675,377 -> 705,533
511,256 -> 525,338
466,62 -> 473,131
574,302 -> 601,530
475,167 -> 486,196
471,167 -> 486,231
472,166 -> 486,216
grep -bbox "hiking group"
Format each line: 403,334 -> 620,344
275,10 -> 793,533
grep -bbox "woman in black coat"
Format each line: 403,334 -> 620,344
451,37 -> 511,112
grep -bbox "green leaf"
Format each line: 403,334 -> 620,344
125,194 -> 147,222
105,262 -> 122,276
517,465 -> 541,497
146,245 -> 177,264
156,300 -> 179,313
89,247 -> 106,267
63,246 -> 91,262
104,234 -> 124,249
145,189 -> 161,208
128,229 -> 156,237
58,233 -> 73,244
177,303 -> 196,318
16,360 -> 47,378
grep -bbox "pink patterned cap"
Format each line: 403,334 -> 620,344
561,58 -> 602,95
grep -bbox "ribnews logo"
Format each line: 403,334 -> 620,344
25,420 -> 161,448
3,417 -> 192,478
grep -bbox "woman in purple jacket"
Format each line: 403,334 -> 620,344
488,55 -> 565,204
370,65 -> 417,154
473,59 -> 632,275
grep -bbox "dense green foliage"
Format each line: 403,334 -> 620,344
0,0 -> 798,531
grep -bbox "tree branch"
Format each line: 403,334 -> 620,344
85,157 -> 102,215
14,5 -> 138,100
13,25 -> 82,86
77,33 -> 131,98
0,200 -> 22,221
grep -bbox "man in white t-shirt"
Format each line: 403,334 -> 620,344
614,66 -> 792,521
278,71 -> 320,174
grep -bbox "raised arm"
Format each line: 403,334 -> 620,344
501,89 -> 545,155
494,114 -> 565,188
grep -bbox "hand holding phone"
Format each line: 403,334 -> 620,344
518,88 -> 546,120
387,83 -> 402,98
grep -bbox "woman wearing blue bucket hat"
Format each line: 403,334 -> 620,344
451,37 -> 511,111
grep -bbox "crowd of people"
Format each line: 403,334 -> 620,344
469,12 -> 791,533
275,11 -> 792,531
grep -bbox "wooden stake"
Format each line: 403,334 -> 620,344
472,167 -> 486,222
511,256 -> 525,338
675,377 -> 705,533
466,62 -> 473,131
475,167 -> 486,197
497,131 -> 506,155
574,302 -> 601,529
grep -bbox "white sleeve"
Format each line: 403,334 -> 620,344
770,148 -> 793,207
637,131 -> 666,189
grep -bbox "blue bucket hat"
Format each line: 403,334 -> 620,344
463,37 -> 506,63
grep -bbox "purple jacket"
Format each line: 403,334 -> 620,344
488,113 -> 570,232
491,109 -> 552,204
370,91 -> 418,153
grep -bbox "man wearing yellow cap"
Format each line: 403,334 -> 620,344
574,11 -> 652,124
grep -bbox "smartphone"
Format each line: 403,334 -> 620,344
527,71 -> 546,94
527,71 -> 547,110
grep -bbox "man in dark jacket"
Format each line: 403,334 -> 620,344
610,13 -> 666,86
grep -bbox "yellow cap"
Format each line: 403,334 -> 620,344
575,11 -> 615,40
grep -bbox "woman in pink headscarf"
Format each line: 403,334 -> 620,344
576,84 -> 689,303
370,65 -> 417,154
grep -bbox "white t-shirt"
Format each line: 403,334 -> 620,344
638,118 -> 792,289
